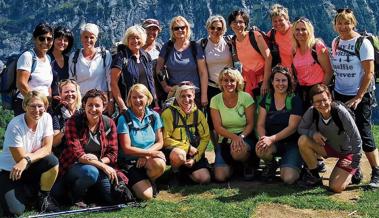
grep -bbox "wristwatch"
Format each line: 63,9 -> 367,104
240,134 -> 246,139
23,156 -> 32,169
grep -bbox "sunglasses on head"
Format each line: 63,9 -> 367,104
38,36 -> 53,42
178,81 -> 194,87
210,26 -> 223,31
272,65 -> 290,74
336,8 -> 352,13
294,16 -> 311,23
173,26 -> 186,31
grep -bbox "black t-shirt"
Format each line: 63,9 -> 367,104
260,94 -> 303,143
49,54 -> 69,96
137,62 -> 148,88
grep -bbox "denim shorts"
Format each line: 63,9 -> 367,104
275,140 -> 303,170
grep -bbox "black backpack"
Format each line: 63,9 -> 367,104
312,101 -> 355,135
199,35 -> 239,68
71,47 -> 107,80
121,110 -> 156,132
0,50 -> 37,110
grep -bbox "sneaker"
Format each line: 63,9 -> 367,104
368,167 -> 379,188
261,159 -> 278,182
297,170 -> 322,188
351,167 -> 363,185
243,164 -> 256,181
74,201 -> 88,208
317,160 -> 327,173
38,191 -> 60,213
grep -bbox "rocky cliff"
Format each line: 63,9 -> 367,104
0,0 -> 378,59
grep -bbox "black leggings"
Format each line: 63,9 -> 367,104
0,154 -> 58,216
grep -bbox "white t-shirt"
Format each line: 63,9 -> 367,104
68,47 -> 112,96
204,37 -> 233,84
0,113 -> 54,171
16,51 -> 53,99
331,36 -> 374,95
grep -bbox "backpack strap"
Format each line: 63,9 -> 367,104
200,38 -> 208,51
249,29 -> 261,55
285,93 -> 294,111
354,36 -> 365,60
72,49 -> 81,79
169,106 -> 179,129
311,43 -> 319,64
269,28 -> 276,43
28,49 -> 38,81
163,40 -> 174,65
189,41 -> 198,63
122,110 -> 156,131
102,115 -> 112,136
264,93 -> 272,112
312,107 -> 320,132
100,46 -> 107,68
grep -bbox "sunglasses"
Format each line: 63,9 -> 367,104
178,81 -> 194,86
173,26 -> 186,31
38,36 -> 53,43
294,16 -> 311,23
272,65 -> 290,74
210,26 -> 223,31
336,8 -> 352,13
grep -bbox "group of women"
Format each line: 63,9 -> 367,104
0,3 -> 378,217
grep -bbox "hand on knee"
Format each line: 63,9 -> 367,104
170,150 -> 186,168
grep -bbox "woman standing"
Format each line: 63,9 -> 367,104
292,17 -> 333,108
48,26 -> 74,98
210,68 -> 257,182
331,9 -> 379,188
68,23 -> 112,112
118,84 -> 165,200
156,16 -> 208,106
58,89 -> 127,206
111,25 -> 158,112
15,23 -> 54,115
228,10 -> 272,98
256,66 -> 303,184
0,91 -> 59,216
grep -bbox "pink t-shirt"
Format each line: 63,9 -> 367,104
269,29 -> 294,69
292,41 -> 326,86
236,31 -> 265,93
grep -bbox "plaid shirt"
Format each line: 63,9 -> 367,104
59,112 -> 128,183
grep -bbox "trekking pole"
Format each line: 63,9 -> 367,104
28,204 -> 127,218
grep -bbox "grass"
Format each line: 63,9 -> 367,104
8,126 -> 379,217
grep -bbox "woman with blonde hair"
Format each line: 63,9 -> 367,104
331,9 -> 379,188
210,68 -> 258,182
0,91 -> 59,216
117,84 -> 165,200
111,25 -> 158,113
292,17 -> 333,108
156,16 -> 209,106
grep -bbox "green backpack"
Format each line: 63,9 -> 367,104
264,93 -> 295,112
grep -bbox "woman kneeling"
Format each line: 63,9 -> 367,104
298,84 -> 362,193
162,81 -> 211,186
117,84 -> 166,200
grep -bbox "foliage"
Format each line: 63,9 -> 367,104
0,106 -> 13,147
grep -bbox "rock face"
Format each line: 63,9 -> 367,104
0,0 -> 378,59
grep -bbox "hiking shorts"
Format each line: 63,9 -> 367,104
275,140 -> 303,170
324,143 -> 357,175
214,136 -> 255,167
120,160 -> 149,187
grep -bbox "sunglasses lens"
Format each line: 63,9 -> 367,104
38,36 -> 53,42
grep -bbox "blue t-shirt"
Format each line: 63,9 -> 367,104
117,108 -> 162,160
159,41 -> 205,89
260,94 -> 303,143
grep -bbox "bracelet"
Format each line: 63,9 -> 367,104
23,156 -> 32,169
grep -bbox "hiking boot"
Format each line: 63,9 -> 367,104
74,201 -> 88,208
261,159 -> 278,182
151,181 -> 159,198
317,159 -> 327,173
243,164 -> 256,181
368,167 -> 379,188
351,167 -> 363,185
297,170 -> 322,188
37,191 -> 60,213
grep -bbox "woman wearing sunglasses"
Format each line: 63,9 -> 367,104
227,10 -> 272,98
50,79 -> 81,158
162,82 -> 211,186
48,26 -> 74,106
298,84 -> 361,192
15,23 -> 54,115
117,84 -> 165,200
256,66 -> 303,184
331,9 -> 379,188
210,68 -> 257,182
0,91 -> 59,216
156,16 -> 208,107
292,17 -> 333,108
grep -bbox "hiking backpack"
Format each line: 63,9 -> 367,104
264,92 -> 295,112
334,32 -> 379,84
71,47 -> 107,80
121,110 -> 156,132
312,101 -> 355,135
0,50 -> 37,110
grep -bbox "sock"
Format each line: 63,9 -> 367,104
309,168 -> 320,178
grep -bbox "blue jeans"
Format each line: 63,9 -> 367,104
64,163 -> 113,205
